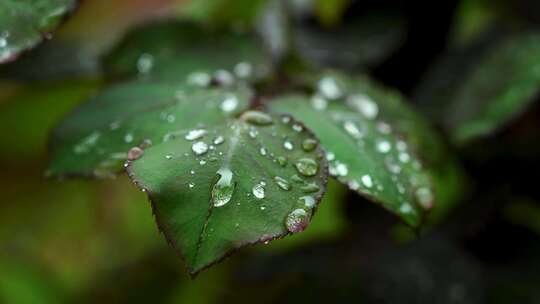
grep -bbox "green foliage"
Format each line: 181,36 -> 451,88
0,0 -> 77,63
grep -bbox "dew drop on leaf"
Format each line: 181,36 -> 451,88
311,95 -> 328,110
317,76 -> 342,100
252,182 -> 266,199
285,209 -> 309,233
347,94 -> 378,119
192,141 -> 209,155
185,129 -> 207,141
294,158 -> 319,176
298,196 -> 315,208
212,167 -> 235,207
274,176 -> 291,191
187,71 -> 212,87
241,111 -> 274,126
277,156 -> 288,167
302,138 -> 318,152
220,95 -> 239,113
415,187 -> 434,209
283,140 -> 294,151
137,53 -> 154,75
214,69 -> 235,86
127,147 -> 144,161
361,174 -> 373,188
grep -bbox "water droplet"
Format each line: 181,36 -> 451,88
185,129 -> 207,141
214,69 -> 235,86
398,152 -> 410,163
347,94 -> 378,119
249,127 -> 258,138
326,152 -> 335,161
74,131 -> 101,154
213,136 -> 225,145
292,124 -> 303,132
241,111 -> 273,125
189,183 -> 195,189
283,140 -> 294,151
234,62 -> 252,78
281,116 -> 291,124
165,154 -> 173,160
318,76 -> 342,100
291,174 -> 304,183
192,141 -> 209,155
124,133 -> 134,143
400,203 -> 413,214
199,160 -> 207,165
298,196 -> 315,208
361,175 -> 373,188
137,53 -> 154,74
415,187 -> 434,209
396,140 -> 407,151
252,182 -> 266,199
212,167 -> 235,207
376,140 -> 391,153
385,157 -> 402,174
348,180 -> 360,191
274,176 -> 291,191
376,122 -> 392,134
333,161 -> 348,177
302,138 -> 318,152
311,94 -> 328,110
127,147 -> 144,161
221,95 -> 239,113
259,147 -> 268,156
140,139 -> 152,148
295,158 -> 319,176
343,121 -> 364,139
187,71 -> 211,87
286,209 -> 309,233
300,182 -> 320,193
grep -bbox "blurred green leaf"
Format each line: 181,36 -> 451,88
105,21 -> 271,81
269,72 -> 436,227
48,81 -> 252,178
416,32 -> 540,144
128,111 -> 328,275
0,79 -> 99,165
0,0 -> 77,64
314,0 -> 350,27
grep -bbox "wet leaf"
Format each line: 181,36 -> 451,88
105,21 -> 272,82
0,0 -> 77,64
127,112 -> 328,274
48,81 -> 251,178
270,71 -> 446,227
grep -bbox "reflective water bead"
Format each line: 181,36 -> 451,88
274,176 -> 291,191
347,94 -> 378,119
252,182 -> 266,199
295,158 -> 319,176
242,111 -> 273,125
361,175 -> 373,188
318,76 -> 342,100
221,95 -> 239,113
192,141 -> 209,155
212,167 -> 235,207
127,147 -> 144,161
285,209 -> 309,233
302,138 -> 318,152
283,140 -> 294,151
185,129 -> 207,141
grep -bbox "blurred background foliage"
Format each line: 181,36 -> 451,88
1,0 -> 540,303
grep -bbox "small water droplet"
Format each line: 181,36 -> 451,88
165,154 -> 173,160
189,183 -> 195,189
127,147 -> 144,161
291,174 -> 304,183
311,94 -> 328,110
318,76 -> 342,100
221,95 -> 239,113
283,140 -> 294,151
192,141 -> 209,155
400,203 -> 413,214
277,156 -> 288,167
298,196 -> 315,208
124,133 -> 134,143
302,138 -> 318,152
252,182 -> 266,199
347,180 -> 360,191
415,187 -> 434,209
185,129 -> 207,141
137,53 -> 154,74
361,175 -> 373,188
295,158 -> 319,176
242,111 -> 273,125
398,152 -> 410,163
347,94 -> 378,119
300,182 -> 320,193
212,167 -> 235,207
259,147 -> 268,156
376,140 -> 392,153
292,124 -> 303,132
376,122 -> 392,134
214,69 -> 235,86
274,176 -> 291,191
234,62 -> 252,78
187,71 -> 211,87
286,209 -> 309,233
213,136 -> 225,145
140,139 -> 152,148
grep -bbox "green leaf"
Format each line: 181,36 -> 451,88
48,81 -> 252,178
0,0 -> 77,64
269,71 -> 446,227
126,111 -> 328,275
105,21 -> 272,82
416,32 -> 540,144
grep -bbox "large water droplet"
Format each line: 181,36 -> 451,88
285,209 -> 309,233
274,176 -> 291,191
241,111 -> 273,125
415,187 -> 434,209
298,196 -> 315,208
252,182 -> 266,199
212,167 -> 235,207
295,158 -> 319,176
192,141 -> 209,155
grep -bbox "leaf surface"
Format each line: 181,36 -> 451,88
127,111 -> 328,274
0,0 -> 77,63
